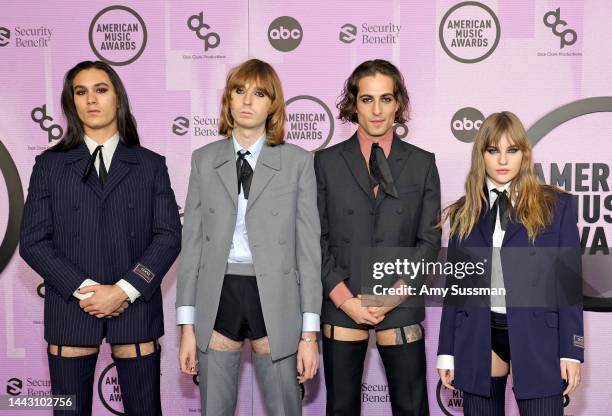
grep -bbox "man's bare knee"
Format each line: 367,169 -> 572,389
112,341 -> 158,358
208,330 -> 243,352
49,344 -> 99,357
251,336 -> 271,355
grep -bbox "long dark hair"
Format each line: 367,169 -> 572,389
48,60 -> 140,152
337,59 -> 410,124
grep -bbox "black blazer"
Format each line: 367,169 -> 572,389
19,143 -> 181,345
314,133 -> 441,329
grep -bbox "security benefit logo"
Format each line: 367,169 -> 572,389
89,5 -> 147,66
171,115 -> 219,138
339,22 -> 401,45
0,25 -> 53,47
268,16 -> 302,52
451,107 -> 484,143
439,1 -> 501,63
187,12 -> 221,54
284,96 -> 333,152
6,377 -> 52,396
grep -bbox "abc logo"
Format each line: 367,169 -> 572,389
268,16 -> 302,52
0,27 -> 10,47
451,107 -> 484,143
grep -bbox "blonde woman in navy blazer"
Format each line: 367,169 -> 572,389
437,111 -> 583,415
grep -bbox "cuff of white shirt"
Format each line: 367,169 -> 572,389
302,313 -> 320,332
437,354 -> 455,370
176,306 -> 195,325
560,358 -> 581,363
73,279 -> 99,300
116,279 -> 141,303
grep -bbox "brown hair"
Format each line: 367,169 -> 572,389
440,111 -> 560,242
336,59 -> 410,124
218,59 -> 286,145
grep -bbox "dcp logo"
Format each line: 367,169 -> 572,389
7,378 -> 22,396
451,107 -> 484,143
543,8 -> 577,49
187,12 -> 220,51
172,116 -> 190,136
268,16 -> 302,52
339,24 -> 356,44
0,27 -> 10,46
31,105 -> 64,142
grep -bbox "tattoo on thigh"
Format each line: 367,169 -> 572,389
403,324 -> 423,343
394,324 -> 423,345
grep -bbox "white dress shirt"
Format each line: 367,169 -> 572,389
72,133 -> 141,303
437,177 -> 578,370
176,134 -> 320,332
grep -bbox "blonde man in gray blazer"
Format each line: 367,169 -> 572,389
176,59 -> 322,415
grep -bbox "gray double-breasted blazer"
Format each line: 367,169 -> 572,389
176,138 -> 322,360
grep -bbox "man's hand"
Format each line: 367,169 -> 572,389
438,368 -> 455,390
79,284 -> 129,318
561,360 -> 581,396
361,290 -> 406,320
179,325 -> 198,375
340,297 -> 384,325
297,332 -> 319,383
105,301 -> 129,318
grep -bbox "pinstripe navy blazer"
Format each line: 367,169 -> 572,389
20,142 -> 181,345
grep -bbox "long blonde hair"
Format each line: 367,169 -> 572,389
441,111 -> 559,242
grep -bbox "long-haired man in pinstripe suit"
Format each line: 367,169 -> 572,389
20,60 -> 181,415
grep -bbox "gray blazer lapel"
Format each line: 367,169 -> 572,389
246,144 -> 281,213
214,139 -> 238,207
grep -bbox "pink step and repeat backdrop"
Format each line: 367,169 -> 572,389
1,0 -> 611,414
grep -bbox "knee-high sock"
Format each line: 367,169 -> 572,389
47,349 -> 98,416
377,340 -> 429,416
463,376 -> 507,416
516,394 -> 563,416
253,353 -> 301,416
197,348 -> 242,416
322,337 -> 368,416
113,347 -> 162,416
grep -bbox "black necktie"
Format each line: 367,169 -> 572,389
236,150 -> 253,199
490,189 -> 510,232
369,142 -> 398,198
83,145 -> 108,187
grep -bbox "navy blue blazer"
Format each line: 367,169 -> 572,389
20,142 -> 181,345
438,191 -> 584,400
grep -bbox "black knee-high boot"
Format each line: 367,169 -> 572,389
377,339 -> 429,416
322,333 -> 368,416
47,346 -> 99,416
112,343 -> 162,416
463,376 -> 507,416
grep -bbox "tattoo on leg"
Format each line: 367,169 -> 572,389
403,324 -> 423,343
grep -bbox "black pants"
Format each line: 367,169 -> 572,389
323,325 -> 429,416
47,342 -> 162,416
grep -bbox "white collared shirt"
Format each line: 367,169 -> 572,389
176,134 -> 320,332
72,132 -> 141,303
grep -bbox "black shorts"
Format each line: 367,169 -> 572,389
213,274 -> 267,341
491,311 -> 511,363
